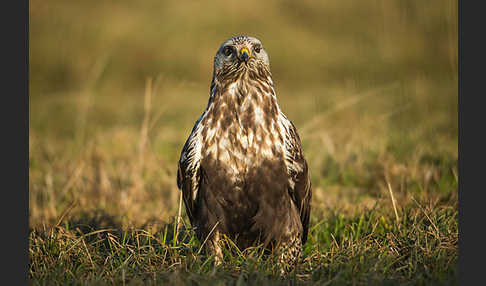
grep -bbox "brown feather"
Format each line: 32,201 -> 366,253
177,36 -> 312,271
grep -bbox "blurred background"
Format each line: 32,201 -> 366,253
29,0 -> 458,230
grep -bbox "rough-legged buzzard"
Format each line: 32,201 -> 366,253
177,35 -> 312,271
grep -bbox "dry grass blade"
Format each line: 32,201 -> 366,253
61,228 -> 117,259
82,238 -> 95,270
139,76 -> 153,159
197,221 -> 220,256
386,179 -> 400,225
55,200 -> 77,228
411,196 -> 440,235
131,77 -> 153,194
60,162 -> 85,195
75,55 -> 109,147
175,190 -> 183,243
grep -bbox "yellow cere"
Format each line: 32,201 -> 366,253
240,47 -> 250,57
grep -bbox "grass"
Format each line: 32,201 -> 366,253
29,200 -> 457,285
29,0 -> 457,285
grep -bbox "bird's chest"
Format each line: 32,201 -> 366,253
201,106 -> 285,179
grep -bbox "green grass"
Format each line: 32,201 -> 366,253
29,0 -> 457,284
29,200 -> 457,285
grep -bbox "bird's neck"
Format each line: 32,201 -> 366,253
209,70 -> 278,111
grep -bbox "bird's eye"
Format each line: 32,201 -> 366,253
254,45 -> 261,53
223,46 -> 233,57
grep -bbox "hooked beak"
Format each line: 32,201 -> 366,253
239,47 -> 250,64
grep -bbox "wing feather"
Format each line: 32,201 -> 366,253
177,114 -> 205,225
281,118 -> 312,244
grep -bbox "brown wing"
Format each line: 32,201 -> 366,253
285,121 -> 312,244
177,117 -> 204,225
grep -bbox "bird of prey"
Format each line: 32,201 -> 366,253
177,35 -> 312,271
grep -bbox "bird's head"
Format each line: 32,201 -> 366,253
213,35 -> 270,81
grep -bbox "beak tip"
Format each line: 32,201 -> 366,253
241,52 -> 249,63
